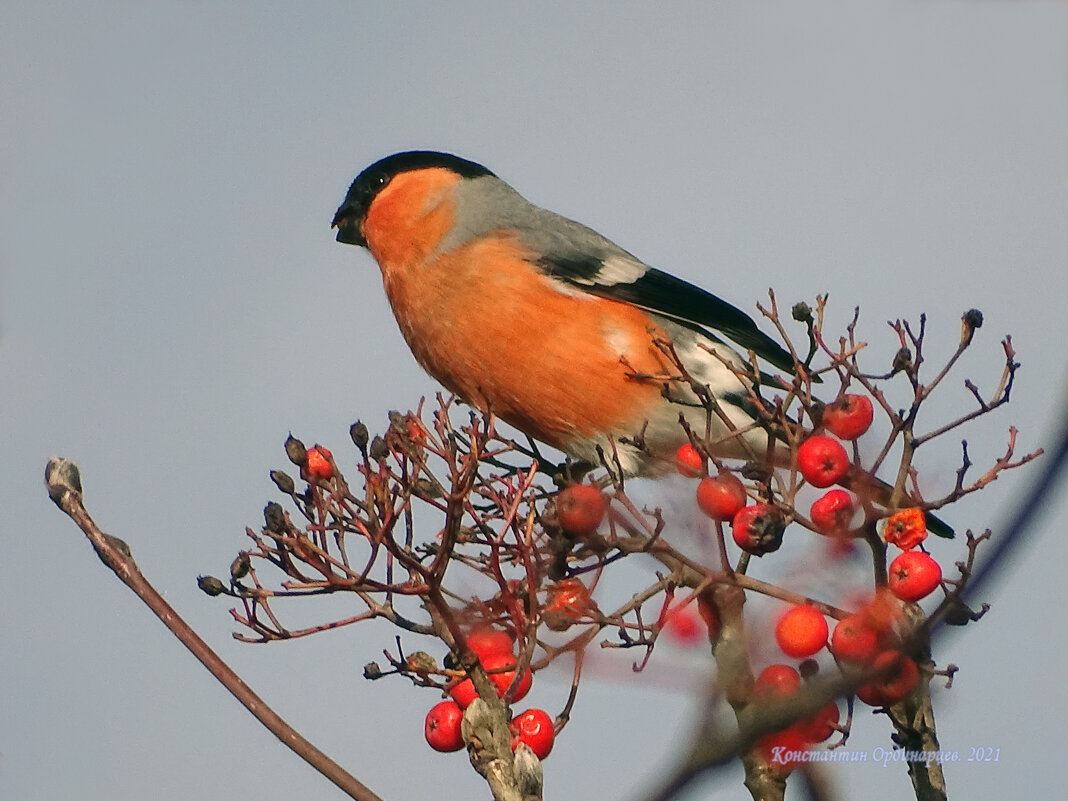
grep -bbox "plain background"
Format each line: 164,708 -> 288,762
3,3 -> 1066,800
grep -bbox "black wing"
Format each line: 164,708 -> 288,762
538,250 -> 796,374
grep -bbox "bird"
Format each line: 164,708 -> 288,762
330,150 -> 800,478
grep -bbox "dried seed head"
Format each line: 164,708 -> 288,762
961,308 -> 984,346
230,552 -> 251,580
284,434 -> 307,466
349,421 -> 369,451
270,469 -> 295,494
792,302 -> 813,323
892,347 -> 912,373
369,435 -> 390,461
197,575 -> 226,596
263,501 -> 286,533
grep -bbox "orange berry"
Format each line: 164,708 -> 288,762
883,508 -> 928,550
830,614 -> 880,664
775,604 -> 829,658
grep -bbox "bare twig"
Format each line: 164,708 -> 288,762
44,457 -> 386,801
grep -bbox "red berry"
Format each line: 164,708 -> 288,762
753,664 -> 801,699
662,604 -> 704,646
854,684 -> 887,708
484,651 -> 532,702
542,578 -> 592,631
465,628 -> 515,660
448,678 -> 479,709
888,551 -> 942,602
857,650 -> 920,706
775,605 -> 829,658
556,485 -> 606,536
696,472 -> 747,521
756,727 -> 808,775
449,633 -> 529,709
809,489 -> 855,535
797,701 -> 840,743
449,651 -> 532,708
830,614 -> 880,664
797,435 -> 850,488
305,446 -> 333,480
731,503 -> 786,555
510,708 -> 555,759
425,700 -> 465,752
675,443 -> 705,477
857,586 -> 904,640
822,394 -> 874,440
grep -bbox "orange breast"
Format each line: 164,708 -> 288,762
372,232 -> 674,453
361,168 -> 460,270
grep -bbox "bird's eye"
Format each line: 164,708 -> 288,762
372,172 -> 390,189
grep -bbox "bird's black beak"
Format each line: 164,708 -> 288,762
331,202 -> 367,247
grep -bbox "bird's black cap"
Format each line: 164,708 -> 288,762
332,151 -> 494,246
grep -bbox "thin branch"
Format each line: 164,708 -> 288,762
44,458 -> 386,801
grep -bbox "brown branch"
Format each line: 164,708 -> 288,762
44,458 -> 386,801
914,336 -> 1020,447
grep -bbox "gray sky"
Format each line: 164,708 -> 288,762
3,3 -> 1066,800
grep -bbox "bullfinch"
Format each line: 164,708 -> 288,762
330,151 -> 801,478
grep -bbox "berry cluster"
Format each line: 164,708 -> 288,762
198,301 -> 1037,799
679,393 -> 886,551
676,392 -> 944,602
424,629 -> 553,758
670,382 -> 979,769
